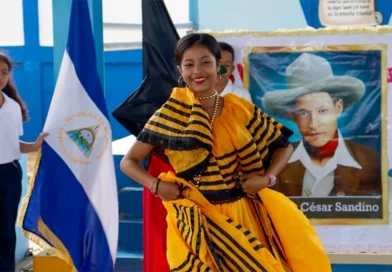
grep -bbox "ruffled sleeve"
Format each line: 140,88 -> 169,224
136,87 -> 213,180
224,94 -> 293,170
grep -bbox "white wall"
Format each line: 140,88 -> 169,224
39,0 -> 192,47
0,0 -> 24,45
198,0 -> 308,31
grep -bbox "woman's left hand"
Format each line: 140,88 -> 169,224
34,132 -> 49,150
241,175 -> 270,195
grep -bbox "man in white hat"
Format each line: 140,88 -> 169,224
262,53 -> 381,197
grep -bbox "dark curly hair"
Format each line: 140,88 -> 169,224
0,52 -> 29,121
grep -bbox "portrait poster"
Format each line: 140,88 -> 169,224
209,26 -> 392,254
247,46 -> 384,223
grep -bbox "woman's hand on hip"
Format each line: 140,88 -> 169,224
156,181 -> 181,201
241,175 -> 270,195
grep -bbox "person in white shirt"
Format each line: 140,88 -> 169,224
216,42 -> 252,102
262,53 -> 381,197
0,53 -> 48,272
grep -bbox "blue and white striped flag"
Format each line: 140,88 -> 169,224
18,0 -> 118,270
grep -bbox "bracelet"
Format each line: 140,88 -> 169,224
267,174 -> 277,187
155,178 -> 162,196
150,179 -> 158,196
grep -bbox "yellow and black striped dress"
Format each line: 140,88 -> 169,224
137,88 -> 331,272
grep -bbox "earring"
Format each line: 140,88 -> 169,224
178,76 -> 183,87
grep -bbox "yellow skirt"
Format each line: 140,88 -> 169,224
161,172 -> 332,272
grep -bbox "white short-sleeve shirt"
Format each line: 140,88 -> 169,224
0,93 -> 23,164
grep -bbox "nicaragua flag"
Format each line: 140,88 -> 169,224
18,0 -> 119,271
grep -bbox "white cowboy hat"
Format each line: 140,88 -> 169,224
262,53 -> 365,120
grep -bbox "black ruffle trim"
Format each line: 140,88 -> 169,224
137,128 -> 212,151
268,125 -> 293,153
137,129 -> 212,180
262,125 -> 293,170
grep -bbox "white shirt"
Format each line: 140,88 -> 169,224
288,130 -> 362,196
0,93 -> 23,164
220,80 -> 252,102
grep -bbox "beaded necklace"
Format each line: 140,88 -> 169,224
193,90 -> 220,187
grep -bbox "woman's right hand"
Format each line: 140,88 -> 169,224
156,180 -> 181,201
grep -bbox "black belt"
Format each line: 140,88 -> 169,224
200,186 -> 246,204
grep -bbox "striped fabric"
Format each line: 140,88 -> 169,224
138,88 -> 331,271
161,173 -> 331,272
164,198 -> 285,272
138,88 -> 213,179
137,88 -> 291,188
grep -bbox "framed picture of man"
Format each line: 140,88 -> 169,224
245,45 -> 388,225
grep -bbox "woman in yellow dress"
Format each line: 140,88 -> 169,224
120,33 -> 331,272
